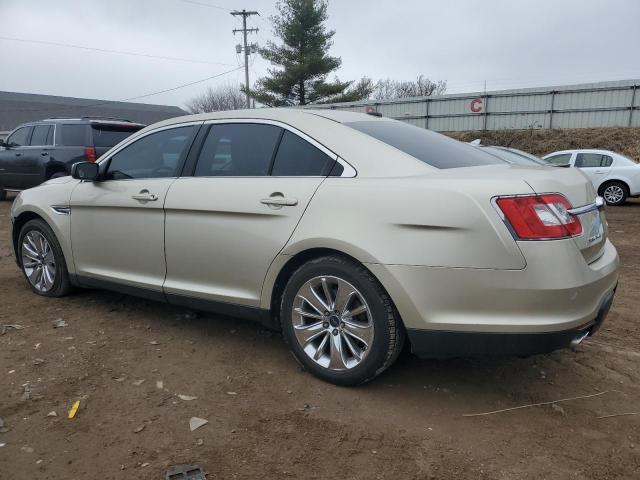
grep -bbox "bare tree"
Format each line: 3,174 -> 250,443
185,83 -> 246,113
372,75 -> 446,100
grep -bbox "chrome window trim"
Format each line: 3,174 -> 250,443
201,118 -> 357,178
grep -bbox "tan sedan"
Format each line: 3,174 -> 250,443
9,109 -> 619,385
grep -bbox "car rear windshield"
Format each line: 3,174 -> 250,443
345,120 -> 504,169
91,125 -> 143,148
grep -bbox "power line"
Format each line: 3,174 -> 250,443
4,66 -> 244,114
231,9 -> 260,108
179,0 -> 231,11
0,36 -> 235,67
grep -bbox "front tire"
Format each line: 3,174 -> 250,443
18,219 -> 71,297
601,181 -> 628,206
280,255 -> 404,386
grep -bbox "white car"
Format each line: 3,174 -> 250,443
543,149 -> 640,206
10,109 -> 618,385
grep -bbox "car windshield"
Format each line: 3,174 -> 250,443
482,146 -> 547,166
91,125 -> 144,148
345,120 -> 504,169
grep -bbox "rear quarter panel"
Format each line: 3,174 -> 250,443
280,174 -> 529,269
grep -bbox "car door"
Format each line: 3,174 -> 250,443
0,125 -> 33,189
574,152 -> 613,191
21,124 -> 54,188
163,121 -> 340,308
70,123 -> 200,297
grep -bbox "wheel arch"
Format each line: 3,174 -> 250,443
12,211 -> 45,267
263,246 -> 406,334
598,178 -> 630,196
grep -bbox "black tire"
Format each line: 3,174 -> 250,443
0,188 -> 6,201
280,255 -> 405,386
18,219 -> 71,297
600,181 -> 628,206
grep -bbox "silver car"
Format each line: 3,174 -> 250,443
10,109 -> 619,385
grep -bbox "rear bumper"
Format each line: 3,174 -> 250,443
366,238 -> 619,357
406,288 -> 615,358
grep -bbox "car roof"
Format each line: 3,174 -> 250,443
545,149 -> 616,156
145,107 -> 386,129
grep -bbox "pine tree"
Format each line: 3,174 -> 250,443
252,0 -> 359,106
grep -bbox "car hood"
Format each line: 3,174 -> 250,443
41,175 -> 75,186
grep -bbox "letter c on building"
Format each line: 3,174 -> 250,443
470,98 -> 483,113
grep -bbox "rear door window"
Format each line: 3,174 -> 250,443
575,153 -> 612,168
7,126 -> 32,146
91,125 -> 143,148
30,125 -> 52,146
271,131 -> 335,176
194,123 -> 282,177
345,120 -> 503,169
59,124 -> 89,146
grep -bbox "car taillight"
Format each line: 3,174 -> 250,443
85,146 -> 97,162
496,194 -> 582,240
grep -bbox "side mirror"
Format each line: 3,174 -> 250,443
71,161 -> 100,181
0,139 -> 11,149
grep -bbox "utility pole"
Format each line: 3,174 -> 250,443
231,9 -> 259,109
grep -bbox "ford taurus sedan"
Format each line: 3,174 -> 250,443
10,109 -> 619,385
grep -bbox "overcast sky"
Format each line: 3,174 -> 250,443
1,0 -> 639,108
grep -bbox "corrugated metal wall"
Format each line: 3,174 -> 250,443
306,79 -> 640,132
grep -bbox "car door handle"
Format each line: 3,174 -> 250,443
260,196 -> 298,206
41,152 -> 49,156
593,170 -> 605,174
132,191 -> 158,202
15,152 -> 21,157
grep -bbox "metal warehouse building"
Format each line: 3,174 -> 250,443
0,91 -> 186,138
309,79 -> 640,132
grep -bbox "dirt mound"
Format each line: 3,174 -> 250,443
447,127 -> 640,161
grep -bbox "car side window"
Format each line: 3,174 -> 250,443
545,153 -> 572,166
30,125 -> 52,146
105,126 -> 196,180
7,126 -> 32,147
194,123 -> 282,177
60,125 -> 89,146
271,131 -> 335,176
575,153 -> 611,168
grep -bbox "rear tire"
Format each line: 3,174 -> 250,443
18,219 -> 71,297
280,255 -> 405,386
601,181 -> 628,206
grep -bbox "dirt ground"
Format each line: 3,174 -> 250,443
0,195 -> 638,480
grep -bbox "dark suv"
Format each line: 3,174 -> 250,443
0,117 -> 145,199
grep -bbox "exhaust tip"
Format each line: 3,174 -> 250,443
570,331 -> 590,351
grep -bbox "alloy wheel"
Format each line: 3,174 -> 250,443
603,185 -> 624,205
21,231 -> 56,293
292,275 -> 374,371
